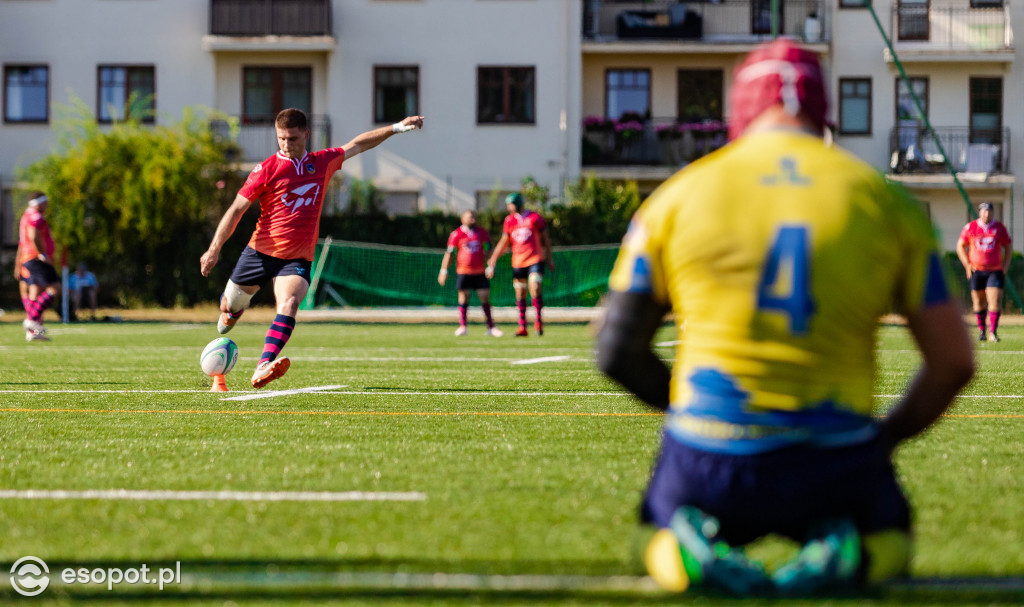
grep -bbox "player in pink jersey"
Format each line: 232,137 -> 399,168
956,202 -> 1012,342
14,191 -> 59,342
439,210 -> 502,337
485,193 -> 554,336
201,108 -> 424,387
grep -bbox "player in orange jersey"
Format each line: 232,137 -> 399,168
200,108 -> 423,387
485,193 -> 554,336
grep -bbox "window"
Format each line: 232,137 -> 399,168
98,65 -> 155,123
374,66 -> 419,124
897,0 -> 929,41
895,77 -> 928,151
752,0 -> 783,35
4,65 -> 48,123
677,69 -> 723,121
243,66 -> 312,123
839,0 -> 870,8
606,69 -> 649,120
971,0 -> 1002,7
970,77 -> 1002,145
838,78 -> 871,135
477,66 -> 535,124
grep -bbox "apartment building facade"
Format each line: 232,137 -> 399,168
0,0 -> 581,246
582,0 -> 1020,251
2,0 -> 1019,253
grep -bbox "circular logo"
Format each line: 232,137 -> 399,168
10,556 -> 49,596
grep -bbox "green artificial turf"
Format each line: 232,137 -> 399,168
0,320 -> 1020,606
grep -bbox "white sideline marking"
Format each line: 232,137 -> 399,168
222,385 -> 348,401
654,340 -> 681,347
511,355 -> 571,365
0,489 -> 426,502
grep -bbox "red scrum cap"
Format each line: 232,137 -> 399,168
728,38 -> 828,140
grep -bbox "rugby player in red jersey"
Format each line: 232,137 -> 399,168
485,193 -> 554,336
200,108 -> 424,387
439,210 -> 502,337
956,202 -> 1012,342
15,191 -> 59,342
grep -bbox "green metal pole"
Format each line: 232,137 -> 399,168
771,0 -> 779,38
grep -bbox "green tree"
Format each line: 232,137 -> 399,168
17,98 -> 242,307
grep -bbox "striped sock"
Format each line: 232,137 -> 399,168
21,297 -> 32,315
458,303 -> 468,328
517,299 -> 527,328
260,314 -> 295,364
533,295 -> 544,325
975,311 -> 986,333
989,310 -> 1001,334
27,291 -> 54,322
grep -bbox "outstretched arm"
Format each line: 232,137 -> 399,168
881,300 -> 974,447
595,290 -> 673,410
342,116 -> 424,160
200,193 -> 253,277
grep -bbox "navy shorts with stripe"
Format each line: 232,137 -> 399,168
511,262 -> 545,280
22,259 -> 60,287
640,432 -> 910,545
970,269 -> 1004,291
228,246 -> 312,287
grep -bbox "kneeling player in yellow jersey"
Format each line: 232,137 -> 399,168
596,39 -> 974,596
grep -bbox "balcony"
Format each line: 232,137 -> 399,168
210,0 -> 332,36
582,0 -> 830,49
888,126 -> 1011,181
887,2 -> 1013,62
212,114 -> 332,163
582,116 -> 727,169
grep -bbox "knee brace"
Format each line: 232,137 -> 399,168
528,272 -> 543,285
513,278 -> 529,290
222,280 -> 254,312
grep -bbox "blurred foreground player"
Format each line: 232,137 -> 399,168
201,108 -> 423,387
596,39 -> 974,596
439,210 -> 502,337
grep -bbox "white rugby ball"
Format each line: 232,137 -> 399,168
200,337 -> 238,376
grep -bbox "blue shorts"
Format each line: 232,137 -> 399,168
512,263 -> 545,280
21,259 -> 60,287
640,432 -> 910,545
970,269 -> 1004,291
228,246 -> 312,287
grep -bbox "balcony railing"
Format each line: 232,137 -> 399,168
212,115 -> 332,163
583,0 -> 830,44
210,0 -> 332,36
582,116 -> 727,167
888,126 -> 1010,175
891,3 -> 1012,50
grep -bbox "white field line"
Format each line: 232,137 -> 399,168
222,385 -> 348,401
0,389 -> 630,397
654,340 -> 681,347
510,355 -> 572,365
0,388 -> 1022,399
0,489 -> 426,502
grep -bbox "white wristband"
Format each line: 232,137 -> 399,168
439,268 -> 448,275
392,122 -> 415,133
